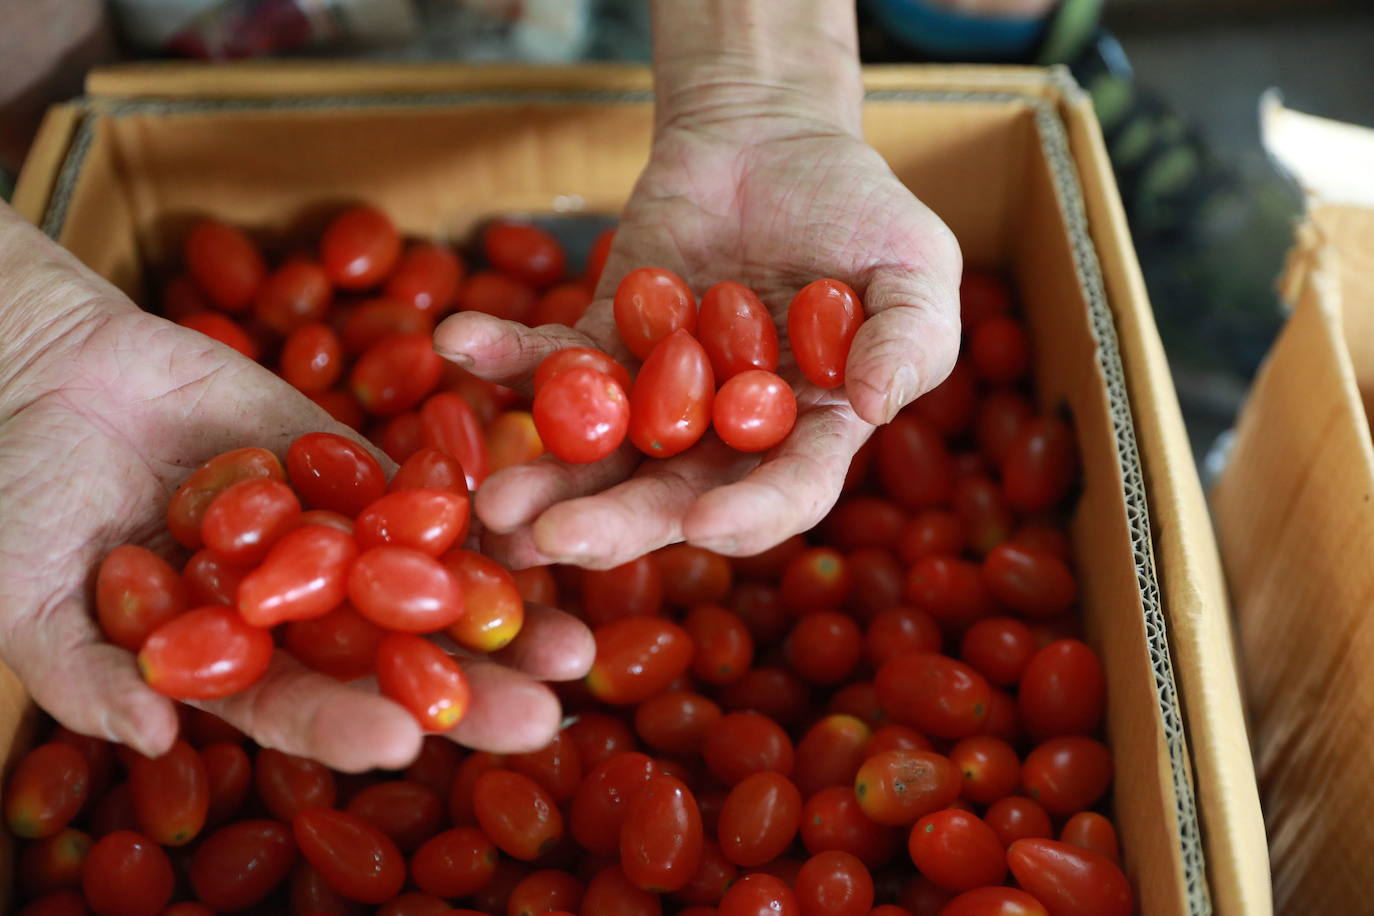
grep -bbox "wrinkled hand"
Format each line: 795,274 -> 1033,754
438,111 -> 963,570
0,204 -> 592,770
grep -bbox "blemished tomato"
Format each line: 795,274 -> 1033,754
255,748 -> 337,821
719,872 -> 800,916
184,219 -> 266,312
981,544 -> 1076,618
483,221 -> 566,288
385,242 -> 463,314
800,787 -> 900,868
348,546 -> 464,633
1007,839 -> 1132,916
1018,639 -> 1106,740
138,605 -> 273,699
719,667 -> 811,729
20,827 -> 92,897
780,547 -> 851,612
353,334 -> 444,417
321,205 -> 401,290
865,607 -> 942,670
188,819 -> 296,911
510,731 -> 584,804
254,258 -> 331,334
440,548 -> 525,651
898,510 -> 965,565
508,869 -> 585,916
581,865 -> 663,916
960,617 -> 1036,686
1060,811 -> 1120,863
287,432 -> 387,515
949,736 -> 1021,805
283,603 -> 386,680
570,752 -> 657,855
409,826 -> 498,897
340,298 -> 434,354
534,347 -> 632,395
865,724 -> 932,757
793,714 -> 871,798
179,311 -> 259,359
853,750 -> 960,826
907,810 -> 1006,893
281,323 -> 345,393
905,557 -> 997,627
629,328 -> 714,458
94,545 -> 187,652
460,270 -> 537,323
713,369 -> 797,452
582,555 -> 663,626
911,360 -> 977,437
1001,417 -> 1077,513
952,475 -> 1013,556
473,770 -> 564,861
794,850 -> 874,916
974,389 -> 1033,465
787,278 -> 864,389
390,447 -> 467,495
532,281 -> 594,327
167,447 -> 285,549
200,742 -> 251,827
1021,737 -> 1112,816
201,477 -> 301,565
613,267 -> 697,360
293,807 -> 406,904
984,797 -> 1053,846
4,743 -> 88,839
683,603 -> 753,685
635,691 -> 721,757
620,774 -> 703,892
702,712 -> 794,786
786,611 -> 862,685
128,741 -> 208,846
356,488 -> 469,556
533,367 -> 630,463
969,316 -> 1030,385
487,409 -> 545,471
938,887 -> 1049,916
376,633 -> 471,731
697,281 -> 779,379
310,388 -> 366,430
875,652 -> 993,740
823,498 -> 908,552
586,617 -> 693,705
875,415 -> 953,510
82,830 -> 174,916
237,525 -> 357,627
718,771 -> 802,867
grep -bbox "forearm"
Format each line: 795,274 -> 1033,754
650,0 -> 864,136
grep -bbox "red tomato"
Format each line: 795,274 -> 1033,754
875,416 -> 953,510
786,611 -> 862,685
1011,524 -> 1071,562
780,547 -> 851,612
949,736 -> 1021,805
629,329 -> 714,458
287,432 -> 387,514
256,748 -> 337,821
713,370 -> 797,452
532,281 -> 594,327
508,869 -> 584,916
951,475 -> 1013,556
441,548 -> 526,651
379,406 -> 424,462
865,724 -> 932,757
847,550 -> 904,619
89,783 -> 138,839
447,751 -> 505,826
719,872 -> 800,916
800,787 -> 900,868
473,770 -> 563,861
866,607 -> 942,670
95,545 -> 187,653
509,731 -> 583,804
613,267 -> 697,360
908,810 -> 1006,893
376,633 -> 471,731
1018,639 -> 1105,740
189,820 -> 295,911
718,772 -> 802,867
984,796 -> 1053,846
635,691 -> 722,757
238,525 -> 357,627
460,270 -> 537,323
959,617 -> 1035,686
702,712 -> 794,786
19,827 -> 91,897
167,447 -> 284,549
904,557 -> 996,627
385,242 -> 463,314
533,367 -> 630,463
184,219 -> 265,312
487,409 -> 545,471
353,335 -> 444,417
534,347 -> 632,395
732,534 -> 806,580
281,323 -> 345,393
293,807 -> 405,904
356,488 -> 469,556
938,887 -> 1049,916
390,447 -> 468,495
655,544 -> 732,606
793,714 -> 872,798
974,389 -> 1033,464
128,741 -> 208,846
875,652 -> 993,740
19,890 -> 93,916
162,273 -> 208,320
584,228 -> 615,291
310,388 -> 366,429
586,617 -> 694,705
409,826 -> 497,897
728,582 -> 788,645
565,712 -> 636,771
581,865 -> 662,916
1001,417 -> 1077,513
620,774 -> 703,892
348,546 -> 464,632
283,603 -> 386,680
795,850 -> 874,916
179,312 -> 258,359
871,906 -> 917,916
672,839 -> 736,906
570,752 -> 657,855
421,392 -> 490,489
403,735 -> 464,798
718,667 -> 811,729
376,892 -> 451,916
981,688 -> 1022,745
853,750 -> 960,826
82,830 -> 174,916
697,281 -> 779,379
981,544 -> 1076,618
969,316 -> 1030,385
201,477 -> 301,565
254,259 -> 331,334
200,742 -> 251,826
898,510 -> 965,565
787,278 -> 864,389
1006,839 -> 1132,916
512,565 -> 559,606
959,271 -> 1011,329
290,862 -> 367,916
683,604 -> 753,686
483,221 -> 566,288
321,206 -> 401,289
138,605 -> 273,699
468,858 -> 533,914
823,498 -> 908,552
1060,811 -> 1120,863
340,298 -> 434,354
1021,737 -> 1112,816
911,360 -> 976,437
582,555 -> 663,627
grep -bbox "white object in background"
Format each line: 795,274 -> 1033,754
1261,91 -> 1374,210
511,0 -> 590,62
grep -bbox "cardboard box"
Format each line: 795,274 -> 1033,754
1211,99 -> 1374,913
8,63 -> 1267,914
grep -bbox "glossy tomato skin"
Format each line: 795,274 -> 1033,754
441,548 -> 525,651
292,807 -> 406,904
81,830 -> 174,916
448,752 -> 505,827
635,691 -> 721,757
713,370 -> 797,452
201,477 -> 301,566
899,510 -> 965,565
907,810 -> 1006,893
586,617 -> 694,705
702,712 -> 794,786
94,545 -> 187,653
582,555 -> 663,626
793,714 -> 872,798
353,334 -> 444,417
310,388 -> 366,429
533,367 -> 630,464
788,278 -> 864,388
237,525 -> 357,627
1007,839 -> 1132,916
281,323 -> 345,393
486,409 -> 545,471
786,611 -> 862,685
200,742 -> 251,826
534,347 -> 632,395
255,258 -> 331,334
19,827 -> 92,897
780,547 -> 851,613
683,603 -> 753,685
845,548 -> 901,619
512,565 -> 559,606
981,544 -> 1076,618
614,267 -> 697,360
949,736 -> 1021,805
409,826 -> 497,897
620,774 -> 703,892
189,819 -> 296,911
853,750 -> 961,827
184,219 -> 265,311
904,557 -> 997,627
290,861 -> 368,916
876,416 -> 953,510
875,652 -> 993,740
390,447 -> 467,495
483,221 -> 566,288
509,731 -> 583,804
355,488 -> 469,556
348,546 -> 464,633
800,787 -> 901,868
581,865 -> 663,916
794,850 -> 874,916
698,281 -> 780,379
128,741 -> 208,846
287,432 -> 387,515
718,667 -> 811,729
718,772 -> 802,867
1001,417 -> 1077,513
629,329 -> 715,459
1018,639 -> 1105,740
865,724 -> 932,758
256,748 -> 337,821
508,869 -> 585,916
532,281 -> 594,327
283,603 -> 386,680
718,872 -> 799,916
1021,737 -> 1112,816
376,633 -> 471,731
959,617 -> 1036,686
321,205 -> 401,289
473,770 -> 563,861
4,743 -> 89,839
340,298 -> 434,354
167,447 -> 284,549
952,475 -> 1013,556
938,887 -> 1049,916
570,752 -> 658,855
984,796 -> 1053,847
138,605 -> 273,699
1060,811 -> 1120,863
385,242 -> 463,314
420,391 -> 490,490
654,544 -> 732,607
460,270 -> 537,322
866,607 -> 942,670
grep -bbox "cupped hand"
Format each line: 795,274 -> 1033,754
0,204 -> 593,769
437,112 -> 963,571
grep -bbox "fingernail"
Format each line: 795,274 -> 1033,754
885,366 -> 918,423
435,345 -> 475,369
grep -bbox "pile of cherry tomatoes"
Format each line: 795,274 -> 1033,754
4,207 -> 1133,916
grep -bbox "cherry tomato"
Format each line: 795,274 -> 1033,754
533,367 -> 630,464
822,498 -> 907,552
474,770 -> 563,861
290,861 -> 367,916
510,730 -> 583,803
581,865 -> 662,916
718,772 -> 802,867
974,390 -> 1033,465
1022,737 -> 1112,816
436,548 -> 523,650
682,604 -> 753,686
402,735 -> 464,798
800,787 -> 900,867
904,557 -> 996,627
310,388 -> 366,429
635,691 -> 721,757
1001,417 -> 1077,513
127,741 -> 207,846
713,369 -> 797,452
348,546 -> 464,632
179,312 -> 258,359
788,278 -> 863,389
390,447 -> 467,495
408,826 -> 497,897
866,607 -> 942,670
981,544 -> 1076,618
82,830 -> 174,916
280,323 -> 345,393
844,548 -> 902,619
898,511 -> 965,565
286,432 -> 386,514
385,242 -> 463,314
460,270 -> 537,323
89,783 -> 137,839
613,267 -> 696,360
852,750 -> 960,827
959,617 -> 1035,686
939,887 -> 1049,916
794,850 -> 874,916
719,872 -> 799,916
647,546 -> 727,609
238,525 -> 357,627
586,617 -> 693,705
188,819 -> 295,911
786,611 -> 862,685
340,298 -> 434,354
1059,811 -> 1120,864
780,547 -> 851,612
447,751 -> 505,826
620,774 -> 703,892
293,807 -> 405,904
629,328 -> 714,458
200,742 -> 251,826
1006,839 -> 1132,916
487,409 -> 545,471
969,316 -> 1030,385
322,205 -> 401,289
376,892 -> 451,916
582,555 -> 663,627
507,869 -> 585,916
162,273 -> 208,320
949,736 -> 1020,805
421,391 -> 491,489
693,281 -> 779,379
201,477 -> 301,566
138,605 -> 273,699
339,780 -> 443,855
794,714 -> 872,797
728,582 -> 788,645
469,858 -> 534,914
703,712 -> 794,786
532,348 -> 629,396
532,281 -> 594,327
981,688 -> 1022,745
907,810 -> 1005,893
584,228 -> 615,291
94,545 -> 187,653
951,475 -> 1013,556
184,219 -> 265,312
732,534 -> 806,581
719,666 -> 811,729
984,796 -> 1052,846
570,752 -> 657,855
483,221 -> 566,288
563,713 -> 634,772
875,652 -> 992,740
353,334 -> 444,416
283,603 -> 386,680
1018,639 -> 1105,740
354,488 -> 468,556
959,271 -> 1011,328
256,748 -> 336,821
253,259 -> 331,334
18,827 -> 91,897
911,360 -> 976,437
376,633 -> 471,731
875,416 -> 953,510
866,724 -> 932,757
167,447 -> 284,549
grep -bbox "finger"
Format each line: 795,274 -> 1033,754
480,525 -> 558,570
531,436 -> 758,569
432,311 -> 595,390
446,662 -> 563,754
474,445 -> 640,534
194,653 -> 423,773
492,604 -> 595,682
683,405 -> 873,556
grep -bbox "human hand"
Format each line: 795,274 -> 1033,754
0,203 -> 592,769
